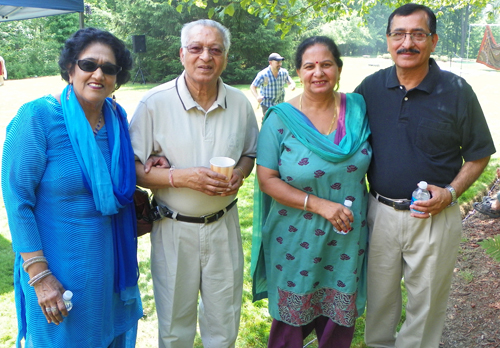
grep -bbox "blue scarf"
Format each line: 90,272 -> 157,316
61,85 -> 139,300
251,95 -> 371,301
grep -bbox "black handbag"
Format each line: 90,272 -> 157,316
133,186 -> 154,237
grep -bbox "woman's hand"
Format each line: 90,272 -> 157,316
144,155 -> 170,173
314,199 -> 354,233
34,274 -> 68,325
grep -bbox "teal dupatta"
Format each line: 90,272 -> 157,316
251,95 -> 370,301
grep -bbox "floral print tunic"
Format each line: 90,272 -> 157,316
256,94 -> 371,327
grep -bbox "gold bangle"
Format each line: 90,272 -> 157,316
235,166 -> 245,179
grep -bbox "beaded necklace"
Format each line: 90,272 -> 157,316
93,111 -> 103,136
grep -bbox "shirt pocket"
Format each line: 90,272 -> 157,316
415,119 -> 459,157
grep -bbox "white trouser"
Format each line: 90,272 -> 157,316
365,194 -> 462,348
150,207 -> 243,348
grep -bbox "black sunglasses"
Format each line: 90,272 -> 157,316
76,59 -> 122,75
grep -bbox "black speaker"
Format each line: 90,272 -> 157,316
132,35 -> 146,53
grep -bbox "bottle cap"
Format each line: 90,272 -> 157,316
418,181 -> 428,189
343,199 -> 352,207
63,290 -> 73,301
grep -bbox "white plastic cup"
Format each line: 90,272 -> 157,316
210,157 -> 235,182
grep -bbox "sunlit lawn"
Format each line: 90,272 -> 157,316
0,57 -> 499,348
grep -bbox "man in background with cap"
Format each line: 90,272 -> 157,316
251,52 -> 295,117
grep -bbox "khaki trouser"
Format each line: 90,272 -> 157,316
365,194 -> 462,348
151,207 -> 243,348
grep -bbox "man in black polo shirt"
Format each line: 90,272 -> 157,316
355,3 -> 495,348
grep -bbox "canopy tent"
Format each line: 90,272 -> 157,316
0,0 -> 83,22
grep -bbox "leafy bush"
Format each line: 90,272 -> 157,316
479,236 -> 500,262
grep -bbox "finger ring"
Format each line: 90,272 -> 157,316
337,219 -> 342,224
429,212 -> 432,217
50,307 -> 58,312
46,307 -> 52,312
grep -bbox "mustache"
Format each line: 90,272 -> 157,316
397,48 -> 420,54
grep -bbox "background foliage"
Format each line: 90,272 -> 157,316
0,0 -> 499,83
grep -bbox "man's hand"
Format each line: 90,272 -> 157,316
410,184 -> 452,219
181,167 -> 232,196
144,155 -> 170,173
220,169 -> 245,197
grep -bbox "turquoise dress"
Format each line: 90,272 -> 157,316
2,96 -> 143,347
252,93 -> 371,327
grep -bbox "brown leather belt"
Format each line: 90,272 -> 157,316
151,199 -> 238,224
370,190 -> 410,211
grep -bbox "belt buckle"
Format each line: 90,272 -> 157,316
391,199 -> 409,211
152,206 -> 165,220
201,212 -> 218,224
155,205 -> 174,220
392,200 -> 402,210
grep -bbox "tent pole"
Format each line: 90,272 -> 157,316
79,12 -> 84,29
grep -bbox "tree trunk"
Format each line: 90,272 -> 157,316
460,5 -> 469,58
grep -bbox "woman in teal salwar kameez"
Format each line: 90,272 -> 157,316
252,36 -> 372,347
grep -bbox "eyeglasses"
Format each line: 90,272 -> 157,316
76,59 -> 122,75
184,44 -> 225,56
387,32 -> 433,42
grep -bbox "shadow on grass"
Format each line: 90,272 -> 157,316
0,233 -> 14,295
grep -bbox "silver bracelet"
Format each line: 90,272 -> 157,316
445,184 -> 457,206
28,269 -> 52,287
22,256 -> 48,273
303,194 -> 310,211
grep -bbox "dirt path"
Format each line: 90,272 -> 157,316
440,178 -> 500,347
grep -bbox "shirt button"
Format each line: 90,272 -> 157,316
400,86 -> 403,89
404,97 -> 408,101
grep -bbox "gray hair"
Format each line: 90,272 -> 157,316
180,19 -> 231,54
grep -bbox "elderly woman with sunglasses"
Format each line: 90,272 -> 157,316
2,27 -> 142,348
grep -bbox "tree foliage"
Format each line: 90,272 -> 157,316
0,0 -> 498,82
175,0 -> 494,36
111,0 -> 295,83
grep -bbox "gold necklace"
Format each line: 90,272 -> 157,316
299,93 -> 338,135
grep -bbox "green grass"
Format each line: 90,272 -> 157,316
458,270 -> 475,284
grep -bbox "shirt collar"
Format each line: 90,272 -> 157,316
176,71 -> 228,111
385,58 -> 440,94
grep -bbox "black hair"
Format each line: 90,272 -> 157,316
295,36 -> 343,71
58,27 -> 133,90
386,3 -> 437,35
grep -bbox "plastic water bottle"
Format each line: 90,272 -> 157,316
336,200 -> 353,235
63,290 -> 73,311
411,181 -> 431,214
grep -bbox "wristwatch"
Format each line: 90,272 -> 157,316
445,185 -> 457,206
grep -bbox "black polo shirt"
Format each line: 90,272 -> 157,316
355,59 -> 495,199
